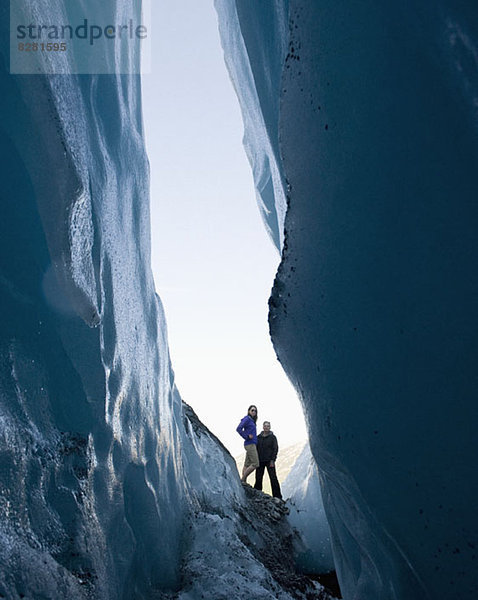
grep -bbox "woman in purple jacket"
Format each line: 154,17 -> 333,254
236,405 -> 259,483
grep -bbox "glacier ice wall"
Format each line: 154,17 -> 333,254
217,1 -> 478,599
0,2 -> 186,597
215,0 -> 289,250
282,443 -> 334,575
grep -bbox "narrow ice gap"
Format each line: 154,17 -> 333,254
142,1 -> 307,459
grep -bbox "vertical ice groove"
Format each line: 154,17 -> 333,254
10,70 -> 101,328
446,17 -> 478,126
282,443 -> 335,574
214,0 -> 289,251
69,187 -> 99,325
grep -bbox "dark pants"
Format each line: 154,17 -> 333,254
254,462 -> 282,499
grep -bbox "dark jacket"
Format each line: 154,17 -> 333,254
236,415 -> 257,446
256,431 -> 278,463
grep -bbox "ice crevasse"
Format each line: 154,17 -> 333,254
216,1 -> 478,599
0,0 -> 477,599
0,1 -> 328,598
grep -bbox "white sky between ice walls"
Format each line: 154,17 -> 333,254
142,0 -> 307,457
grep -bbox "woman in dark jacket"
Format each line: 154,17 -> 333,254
236,405 -> 259,482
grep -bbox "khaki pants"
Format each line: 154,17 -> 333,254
244,443 -> 259,468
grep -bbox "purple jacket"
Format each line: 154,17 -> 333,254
236,415 -> 257,446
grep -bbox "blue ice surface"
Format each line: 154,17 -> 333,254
282,443 -> 334,574
0,1 -> 185,597
215,0 -> 289,251
218,1 -> 478,599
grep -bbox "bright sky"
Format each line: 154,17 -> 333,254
142,0 -> 307,457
